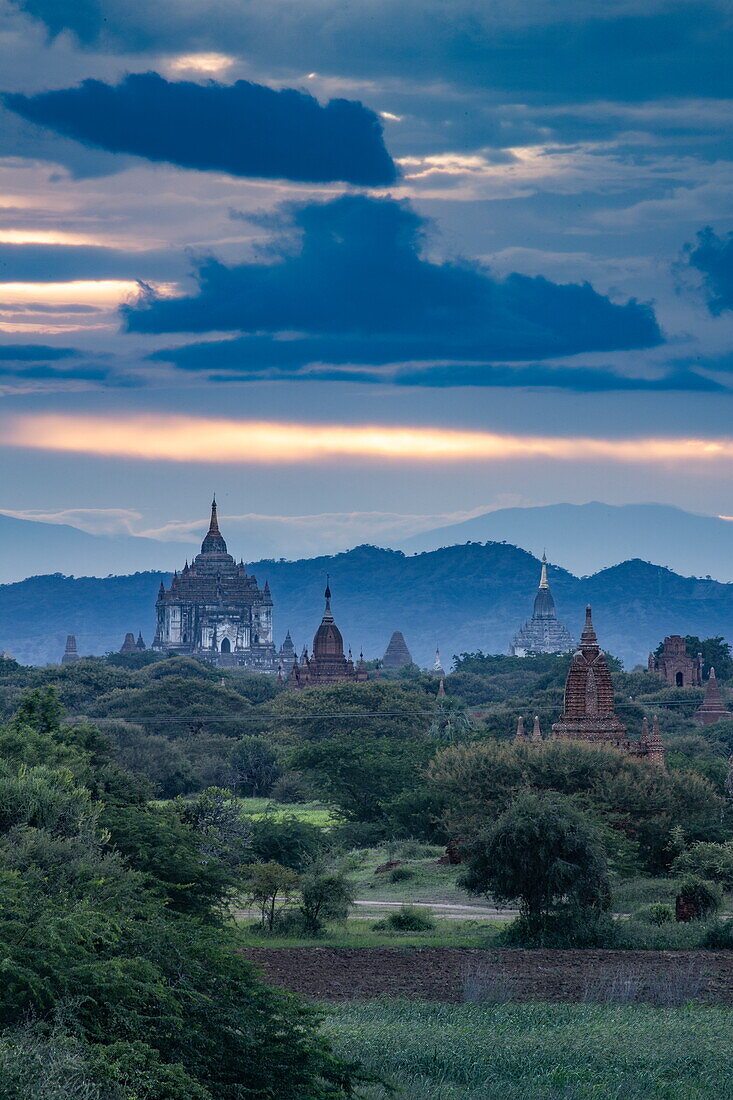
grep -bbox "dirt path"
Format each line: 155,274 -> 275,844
240,946 -> 733,1004
352,899 -> 513,919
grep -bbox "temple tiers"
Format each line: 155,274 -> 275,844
61,634 -> 79,664
120,632 -> 137,654
695,667 -> 732,725
510,554 -> 575,656
153,498 -> 277,671
382,631 -> 413,669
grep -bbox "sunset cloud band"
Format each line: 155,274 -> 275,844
6,413 -> 733,468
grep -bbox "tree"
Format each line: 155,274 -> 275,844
429,738 -> 725,872
685,636 -> 733,680
248,815 -> 324,870
671,841 -> 733,889
299,870 -> 355,933
461,790 -> 610,943
228,736 -> 282,797
244,861 -> 301,931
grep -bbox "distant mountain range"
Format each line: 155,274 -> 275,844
398,502 -> 733,582
3,502 -> 733,586
0,513 -> 191,585
2,542 -> 732,669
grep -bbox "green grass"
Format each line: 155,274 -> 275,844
322,1000 -> 733,1099
341,845 -> 494,908
234,917 -> 504,949
235,798 -> 338,827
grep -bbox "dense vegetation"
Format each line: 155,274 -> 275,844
8,541 -> 733,667
0,684 -> 372,1098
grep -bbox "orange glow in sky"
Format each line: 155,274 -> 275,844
7,413 -> 733,467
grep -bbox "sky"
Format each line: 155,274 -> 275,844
1,0 -> 733,562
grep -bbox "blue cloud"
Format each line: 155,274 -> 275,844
13,1 -> 733,103
685,227 -> 733,314
0,344 -> 77,361
5,72 -> 397,186
134,195 -> 661,365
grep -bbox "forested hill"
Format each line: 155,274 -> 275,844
1,542 -> 732,668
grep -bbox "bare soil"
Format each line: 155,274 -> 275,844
240,946 -> 733,1004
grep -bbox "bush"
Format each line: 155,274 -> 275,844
372,904 -> 435,932
702,919 -> 733,949
299,870 -> 354,933
677,876 -> 723,920
270,771 -> 309,803
388,865 -> 415,883
248,816 -> 324,871
636,903 -> 674,926
671,842 -> 733,889
499,909 -> 617,948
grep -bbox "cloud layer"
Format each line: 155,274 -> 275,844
132,195 -> 662,376
686,228 -> 733,315
14,1 -> 733,103
5,72 -> 397,186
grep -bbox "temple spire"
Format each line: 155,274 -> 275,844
200,495 -> 228,554
209,496 -> 219,534
580,604 -> 598,648
539,551 -> 549,589
322,575 -> 334,623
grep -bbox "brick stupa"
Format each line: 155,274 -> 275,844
694,667 -> 732,726
382,631 -> 413,669
550,605 -> 664,763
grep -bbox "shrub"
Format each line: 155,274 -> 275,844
677,876 -> 723,920
270,771 -> 309,803
671,842 -> 733,889
248,816 -> 323,871
499,909 -> 617,948
636,903 -> 674,926
372,904 -> 435,932
702,919 -> 733,949
388,865 -> 415,883
299,870 -> 354,933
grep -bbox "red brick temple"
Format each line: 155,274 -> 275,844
648,635 -> 702,687
288,582 -> 368,688
549,605 -> 664,764
694,667 -> 732,726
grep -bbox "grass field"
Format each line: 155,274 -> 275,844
235,797 -> 338,827
235,916 -> 503,949
322,1000 -> 733,1099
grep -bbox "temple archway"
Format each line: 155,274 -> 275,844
221,638 -> 231,654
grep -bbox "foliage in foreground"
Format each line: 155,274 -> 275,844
323,1000 -> 733,1100
0,689 -> 366,1099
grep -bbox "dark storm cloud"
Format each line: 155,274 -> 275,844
0,243 -> 184,281
685,228 -> 733,315
132,195 -> 661,364
5,72 -> 397,186
12,1 -> 733,103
